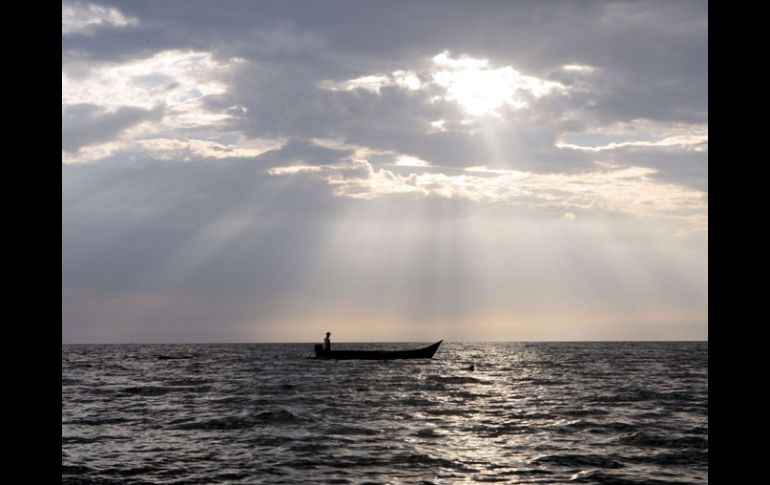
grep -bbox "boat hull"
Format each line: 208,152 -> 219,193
314,340 -> 442,360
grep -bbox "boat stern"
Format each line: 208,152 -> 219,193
313,344 -> 324,358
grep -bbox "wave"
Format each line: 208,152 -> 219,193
62,342 -> 708,484
174,408 -> 304,430
569,470 -> 694,484
532,453 -> 625,469
614,431 -> 708,449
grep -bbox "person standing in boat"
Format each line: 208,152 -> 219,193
323,332 -> 331,352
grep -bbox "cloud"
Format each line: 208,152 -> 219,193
271,159 -> 706,233
62,1 -> 708,341
62,49 -> 240,113
562,64 -> 596,74
257,138 -> 354,166
60,1 -> 706,181
431,51 -> 566,115
62,48 -> 254,162
320,50 -> 567,118
556,120 -> 708,152
62,1 -> 137,36
62,103 -> 163,152
321,71 -> 423,93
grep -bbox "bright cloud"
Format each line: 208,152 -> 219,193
320,50 -> 566,117
562,64 -> 597,73
135,137 -> 285,160
62,1 -> 137,35
392,70 -> 423,90
267,165 -> 324,175
321,70 -> 423,93
430,119 -> 447,131
394,156 -> 431,167
269,158 -> 706,232
62,136 -> 285,164
557,120 -> 708,152
62,50 -> 254,162
62,50 -> 238,112
431,51 -> 566,116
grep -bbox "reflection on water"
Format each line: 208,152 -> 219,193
62,342 -> 707,484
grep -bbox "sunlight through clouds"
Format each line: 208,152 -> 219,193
62,1 -> 707,342
268,158 -> 706,233
321,50 -> 566,117
431,51 -> 566,116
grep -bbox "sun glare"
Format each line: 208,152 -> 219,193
321,51 -> 566,118
431,51 -> 565,117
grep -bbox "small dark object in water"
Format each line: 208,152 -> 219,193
466,363 -> 475,371
157,355 -> 194,360
313,341 -> 443,360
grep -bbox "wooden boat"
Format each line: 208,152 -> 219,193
313,340 -> 443,360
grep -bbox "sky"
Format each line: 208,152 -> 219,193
62,0 -> 708,343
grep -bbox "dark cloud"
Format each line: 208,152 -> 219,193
63,1 -> 706,172
71,0 -> 706,121
62,103 -> 163,152
257,139 -> 354,166
602,148 -> 708,192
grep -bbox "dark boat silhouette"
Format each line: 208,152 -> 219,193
313,340 -> 443,360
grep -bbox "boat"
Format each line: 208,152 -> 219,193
313,340 -> 443,360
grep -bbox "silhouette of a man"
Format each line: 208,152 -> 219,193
323,332 -> 331,352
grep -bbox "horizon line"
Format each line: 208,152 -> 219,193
62,339 -> 708,345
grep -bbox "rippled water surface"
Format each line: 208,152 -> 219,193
62,342 -> 707,484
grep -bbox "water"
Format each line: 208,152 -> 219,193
62,342 -> 708,484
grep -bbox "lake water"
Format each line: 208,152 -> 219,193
62,341 -> 708,484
